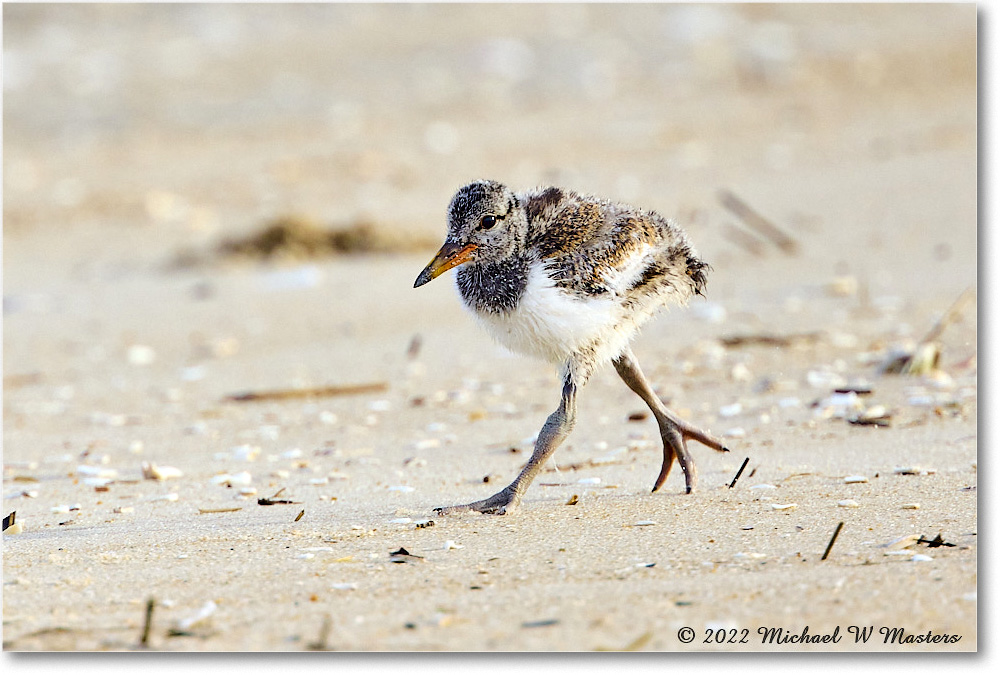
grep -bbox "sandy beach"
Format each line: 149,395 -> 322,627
2,4 -> 977,651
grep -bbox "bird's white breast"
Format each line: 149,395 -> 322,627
457,261 -> 635,368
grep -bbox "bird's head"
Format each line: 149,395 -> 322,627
414,180 -> 527,288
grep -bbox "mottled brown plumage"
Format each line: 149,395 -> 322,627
414,180 -> 729,515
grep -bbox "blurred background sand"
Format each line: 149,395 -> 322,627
3,3 -> 977,651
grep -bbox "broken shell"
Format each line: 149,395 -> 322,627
211,471 -> 252,487
141,462 -> 183,481
443,540 -> 463,550
387,485 -> 415,492
238,487 -> 257,496
849,405 -> 892,426
910,554 -> 933,562
884,534 -> 920,550
719,403 -> 742,418
771,503 -> 798,511
331,583 -> 357,591
51,504 -> 79,514
76,465 -> 118,479
5,523 -> 25,535
837,499 -> 860,508
843,475 -> 868,484
634,520 -> 657,526
174,601 -> 217,631
230,445 -> 260,462
881,342 -> 941,375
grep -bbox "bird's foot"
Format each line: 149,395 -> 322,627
654,418 -> 731,495
434,487 -> 520,516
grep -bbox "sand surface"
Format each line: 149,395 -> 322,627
2,4 -> 978,651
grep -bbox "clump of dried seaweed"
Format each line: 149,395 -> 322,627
174,215 -> 437,267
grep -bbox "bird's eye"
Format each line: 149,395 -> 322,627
479,215 -> 497,230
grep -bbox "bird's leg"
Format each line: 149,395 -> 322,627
435,377 -> 577,515
613,347 -> 728,494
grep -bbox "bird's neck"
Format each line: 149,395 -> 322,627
456,253 -> 531,314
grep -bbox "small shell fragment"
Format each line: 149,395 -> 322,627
388,485 -> 415,493
837,499 -> 860,508
141,462 -> 183,481
76,465 -> 118,479
230,445 -> 260,462
719,403 -> 743,418
51,504 -> 80,514
771,503 -> 798,511
443,540 -> 463,550
211,472 -> 252,487
330,583 -> 357,591
634,520 -> 657,526
843,475 -> 868,484
174,601 -> 217,631
5,523 -> 24,535
577,477 -> 601,485
901,503 -> 921,510
884,534 -> 920,550
911,554 -> 933,562
849,405 -> 892,427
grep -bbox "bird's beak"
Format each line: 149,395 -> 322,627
414,242 -> 478,288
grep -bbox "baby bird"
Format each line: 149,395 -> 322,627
414,180 -> 728,514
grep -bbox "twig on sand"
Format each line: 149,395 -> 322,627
822,522 -> 845,561
720,332 -> 823,348
140,597 -> 155,648
225,382 -> 388,402
729,457 -> 750,489
722,223 -> 766,256
717,189 -> 798,255
919,286 -> 975,345
306,614 -> 333,651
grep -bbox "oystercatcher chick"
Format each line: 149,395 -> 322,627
414,180 -> 729,515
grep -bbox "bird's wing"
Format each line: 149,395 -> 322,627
526,193 -> 674,297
